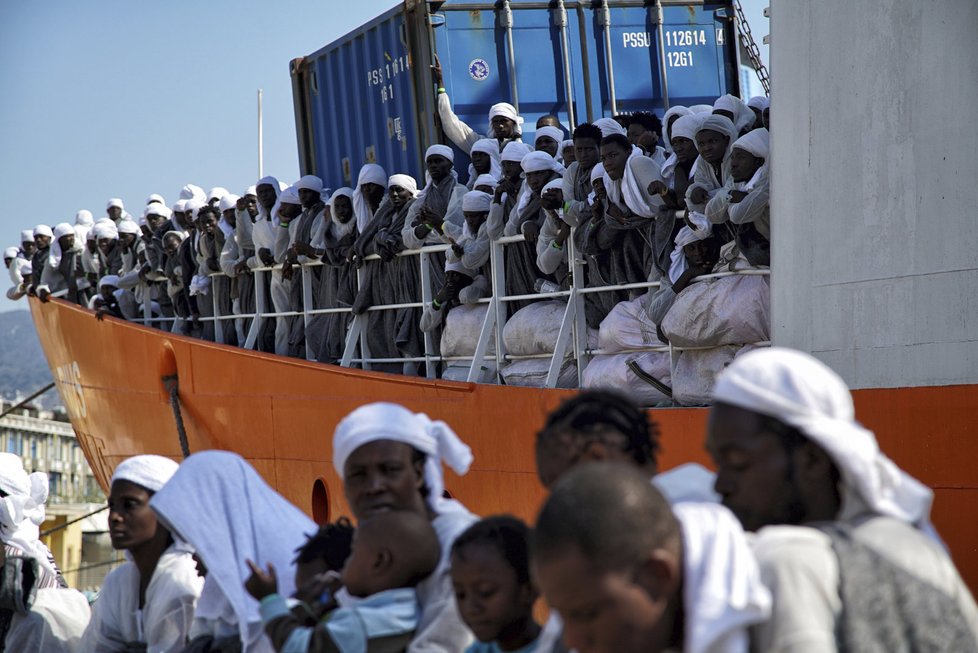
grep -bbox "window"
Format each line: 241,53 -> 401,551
30,438 -> 37,459
6,435 -> 21,456
48,472 -> 61,498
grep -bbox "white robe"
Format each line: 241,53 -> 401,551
81,545 -> 203,653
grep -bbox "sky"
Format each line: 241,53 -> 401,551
0,0 -> 768,312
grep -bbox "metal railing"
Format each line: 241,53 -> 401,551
95,215 -> 771,398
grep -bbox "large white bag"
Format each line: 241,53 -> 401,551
597,296 -> 662,353
582,351 -> 672,406
501,358 -> 578,388
660,275 -> 769,348
503,300 -> 567,356
441,304 -> 495,357
672,345 -> 743,406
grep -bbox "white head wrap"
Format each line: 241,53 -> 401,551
93,221 -> 119,241
747,95 -> 769,111
501,141 -> 532,164
520,151 -> 565,175
332,402 -> 474,516
689,104 -> 714,114
487,102 -> 524,137
218,194 -> 240,213
207,187 -> 229,203
278,186 -> 300,206
98,274 -> 121,288
111,455 -> 179,493
388,174 -> 419,196
462,190 -> 493,212
662,106 -> 693,149
534,126 -> 564,147
468,138 -> 503,183
184,199 -> 206,222
117,219 -> 141,236
244,185 -> 257,197
425,144 -> 454,163
163,230 -> 185,244
713,94 -> 756,133
593,117 -> 627,137
179,184 -> 206,202
590,162 -> 606,183
473,174 -> 498,191
255,176 -> 282,224
352,164 -> 388,232
106,198 -> 124,211
327,187 -> 356,232
33,224 -> 53,239
0,454 -> 55,572
295,175 -> 324,194
732,127 -> 769,160
3,247 -> 18,259
671,113 -> 706,143
150,451 -> 316,650
20,230 -> 34,244
674,502 -> 771,653
669,212 -> 713,283
75,210 -> 94,226
172,199 -> 188,214
146,203 -> 173,220
561,138 -> 575,150
146,194 -> 166,206
712,347 -> 936,531
697,115 -> 739,160
48,222 -> 76,269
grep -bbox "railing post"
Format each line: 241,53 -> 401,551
212,276 -> 224,345
467,297 -> 497,383
243,269 -> 265,350
546,292 -> 576,388
489,238 -> 508,382
568,229 -> 589,386
301,263 -> 313,360
419,250 -> 436,379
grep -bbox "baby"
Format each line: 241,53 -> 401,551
246,511 -> 440,653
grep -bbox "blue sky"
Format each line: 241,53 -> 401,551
0,0 -> 768,312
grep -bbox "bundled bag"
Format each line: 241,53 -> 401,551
660,275 -> 769,348
582,351 -> 672,406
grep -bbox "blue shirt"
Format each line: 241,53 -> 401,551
465,638 -> 541,653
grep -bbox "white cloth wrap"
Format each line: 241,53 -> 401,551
0,453 -> 56,573
675,502 -> 771,653
747,95 -> 769,111
472,174 -> 498,190
426,144 -> 455,162
713,94 -> 756,133
662,105 -> 693,150
467,138 -> 502,182
146,193 -> 166,205
179,184 -> 206,202
117,219 -> 140,236
48,222 -> 75,269
332,402 -> 474,516
520,151 -> 565,175
487,102 -> 523,137
21,229 -> 35,243
150,450 -> 316,653
534,126 -> 563,146
147,204 -> 173,219
352,164 -> 388,232
604,146 -> 659,220
93,222 -> 119,241
75,210 -> 94,226
668,213 -> 712,284
593,117 -> 626,137
3,247 -> 18,259
295,175 -> 324,193
33,224 -> 53,239
711,347 -> 936,531
388,174 -> 419,195
731,127 -> 769,160
462,191 -> 492,212
218,194 -> 240,213
98,274 -> 121,288
500,141 -> 532,163
672,113 -> 706,143
106,198 -> 124,210
697,115 -> 739,159
111,454 -> 179,493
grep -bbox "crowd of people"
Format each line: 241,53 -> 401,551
2,348 -> 975,652
6,91 -> 772,405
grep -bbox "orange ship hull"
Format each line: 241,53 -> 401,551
30,298 -> 978,593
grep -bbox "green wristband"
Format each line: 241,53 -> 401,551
437,87 -> 446,94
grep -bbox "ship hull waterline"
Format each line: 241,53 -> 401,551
30,298 -> 978,593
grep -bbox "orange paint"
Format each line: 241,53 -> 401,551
30,298 -> 978,594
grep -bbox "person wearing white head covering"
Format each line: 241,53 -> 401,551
403,144 -> 468,250
689,103 -> 714,114
351,164 -> 388,234
276,175 -> 328,358
685,114 -> 739,214
746,96 -> 768,129
662,105 -> 693,153
534,126 -> 564,159
0,454 -> 91,652
146,193 -> 166,206
312,187 -> 359,364
486,141 -> 533,244
206,187 -> 229,206
74,210 -> 94,227
27,225 -> 53,295
150,451 -> 316,653
466,138 -> 502,189
333,402 -> 478,653
705,128 -> 770,266
433,62 -> 523,155
593,116 -> 627,138
472,173 -> 498,194
713,94 -> 756,135
82,455 -> 202,653
660,112 -> 705,199
178,184 -> 207,203
106,198 -> 125,222
561,138 -> 576,164
708,347 -> 978,652
37,222 -> 85,304
4,247 -> 30,300
248,176 -> 291,355
214,193 -> 245,343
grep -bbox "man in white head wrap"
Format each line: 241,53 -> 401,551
150,451 -> 316,653
351,164 -> 388,234
207,187 -> 229,206
485,141 -> 532,240
593,116 -> 627,138
146,194 -> 166,206
403,144 -> 468,250
115,219 -> 147,295
685,114 -> 739,213
662,105 -> 693,153
332,402 -> 478,652
0,454 -> 90,652
93,219 -> 124,282
466,138 -> 502,189
746,96 -> 768,130
707,347 -> 978,652
713,94 -> 756,135
37,222 -> 85,304
533,126 -> 564,159
705,127 -> 770,266
433,62 -> 523,155
4,247 -> 29,300
82,455 -> 202,653
472,174 -> 498,194
27,225 -> 53,295
312,187 -> 359,364
179,184 -> 207,203
246,176 -> 292,355
106,198 -> 125,222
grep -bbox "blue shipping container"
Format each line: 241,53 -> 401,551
291,0 -> 742,187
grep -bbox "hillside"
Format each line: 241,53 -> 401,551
0,310 -> 58,409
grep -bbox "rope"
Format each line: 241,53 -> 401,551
39,505 -> 108,537
162,374 -> 191,459
0,382 -> 56,420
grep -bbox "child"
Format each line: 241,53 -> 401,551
246,511 -> 440,653
291,517 -> 356,621
451,516 -> 541,653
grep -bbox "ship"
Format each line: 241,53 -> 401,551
28,0 -> 978,596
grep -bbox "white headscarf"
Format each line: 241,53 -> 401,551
332,402 -> 474,516
593,117 -> 627,137
179,184 -> 207,202
295,175 -> 324,194
327,187 -> 357,235
218,194 -> 240,214
20,229 -> 34,245
0,454 -> 55,573
93,221 -> 119,241
675,502 -> 771,653
111,455 -> 179,493
388,174 -> 419,196
145,203 -> 173,220
689,104 -> 713,114
468,139 -> 503,182
747,95 -> 770,111
352,164 -> 387,232
150,451 -> 316,651
487,102 -> 524,137
711,347 -> 936,532
145,193 -> 166,206
48,222 -> 76,269
473,174 -> 498,191
662,113 -> 706,184
534,126 -> 564,149
207,187 -> 230,204
117,220 -> 140,236
604,145 -> 660,220
255,175 -> 281,225
501,141 -> 532,164
33,224 -> 53,239
713,94 -> 755,134
75,210 -> 94,226
662,105 -> 693,152
3,247 -> 18,260
425,144 -> 454,163
520,151 -> 565,176
98,274 -> 121,289
106,198 -> 125,211
697,114 -> 739,162
461,190 -> 493,212
730,128 -> 770,190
